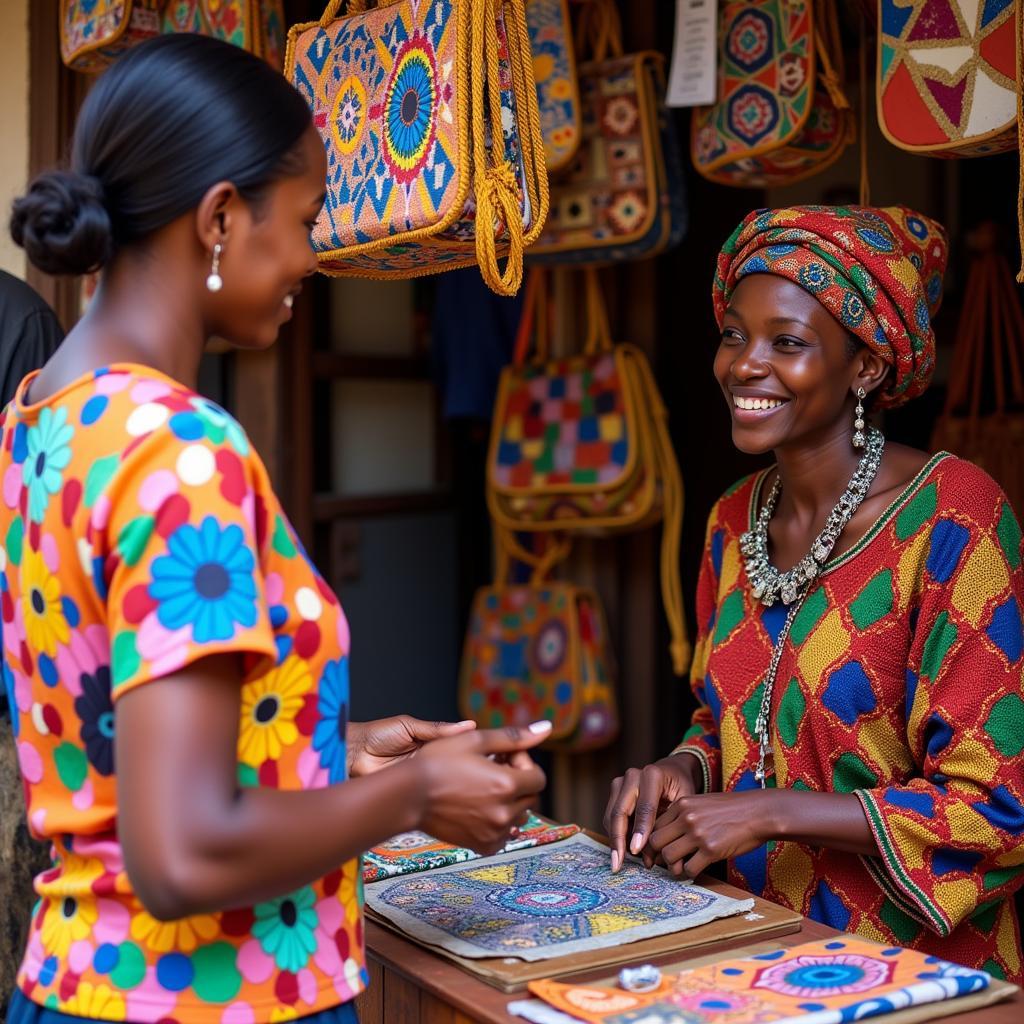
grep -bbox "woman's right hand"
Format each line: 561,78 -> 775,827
603,753 -> 702,872
413,723 -> 551,855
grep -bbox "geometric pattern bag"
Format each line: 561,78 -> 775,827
878,0 -> 1019,157
285,0 -> 549,296
60,0 -> 163,72
162,1 -> 289,70
692,0 -> 855,187
527,0 -> 686,264
526,0 -> 583,174
485,270 -> 690,675
458,535 -> 621,752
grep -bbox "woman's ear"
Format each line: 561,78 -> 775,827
195,181 -> 239,254
853,347 -> 891,398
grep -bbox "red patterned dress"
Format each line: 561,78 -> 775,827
675,454 -> 1024,982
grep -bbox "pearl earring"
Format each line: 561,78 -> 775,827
852,387 -> 867,449
206,243 -> 224,292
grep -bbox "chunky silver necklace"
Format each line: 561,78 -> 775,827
740,426 -> 885,786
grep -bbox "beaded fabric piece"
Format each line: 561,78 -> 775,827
365,835 -> 753,961
362,812 -> 580,883
60,0 -> 163,72
522,937 -> 991,1024
161,1 -> 288,70
878,0 -> 1018,157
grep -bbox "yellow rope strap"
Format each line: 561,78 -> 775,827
494,524 -> 572,586
814,0 -> 850,112
858,6 -> 871,207
472,0 -> 525,296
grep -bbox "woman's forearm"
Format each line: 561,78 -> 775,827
765,789 -> 878,856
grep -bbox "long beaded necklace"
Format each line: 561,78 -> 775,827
740,427 -> 885,786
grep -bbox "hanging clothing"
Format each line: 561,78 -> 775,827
676,454 -> 1024,983
1,365 -> 366,1023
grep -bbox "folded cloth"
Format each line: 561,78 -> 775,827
525,936 -> 990,1024
362,813 -> 580,883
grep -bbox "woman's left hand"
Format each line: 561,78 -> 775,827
347,717 -> 477,777
646,792 -> 771,879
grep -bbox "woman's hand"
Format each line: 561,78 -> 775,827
347,716 -> 476,777
414,724 -> 550,856
647,792 -> 769,879
604,753 -> 703,872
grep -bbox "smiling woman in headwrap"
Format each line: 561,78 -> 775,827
605,205 -> 1024,981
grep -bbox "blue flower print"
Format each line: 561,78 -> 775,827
253,886 -> 318,973
75,667 -> 115,776
150,517 -> 258,643
23,406 -> 74,524
313,657 -> 349,783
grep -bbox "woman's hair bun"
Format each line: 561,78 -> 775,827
9,170 -> 113,276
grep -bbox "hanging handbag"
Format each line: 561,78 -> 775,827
526,0 -> 686,265
162,1 -> 288,70
485,270 -> 690,674
526,0 -> 582,175
930,226 -> 1024,516
61,0 -> 163,72
459,531 -> 620,752
878,0 -> 1018,157
691,0 -> 854,187
285,0 -> 549,296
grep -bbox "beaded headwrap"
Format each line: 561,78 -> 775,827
712,205 -> 948,408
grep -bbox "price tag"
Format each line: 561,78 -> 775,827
666,0 -> 718,108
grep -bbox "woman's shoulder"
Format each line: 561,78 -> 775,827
926,453 -> 1018,527
705,469 -> 769,537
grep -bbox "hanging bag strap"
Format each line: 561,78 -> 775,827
575,0 -> 624,62
513,269 -> 552,365
813,0 -> 850,113
494,524 -> 572,586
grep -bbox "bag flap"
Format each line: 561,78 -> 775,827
459,583 -> 583,739
61,0 -> 160,64
533,51 -> 665,255
286,0 -> 471,258
527,0 -> 583,173
488,347 -> 640,497
692,0 -> 817,172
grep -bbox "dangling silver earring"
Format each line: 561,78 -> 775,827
852,387 -> 867,449
206,243 -> 224,292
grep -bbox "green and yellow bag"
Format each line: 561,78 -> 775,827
162,1 -> 288,70
691,0 -> 854,187
286,0 -> 549,296
486,270 -> 690,674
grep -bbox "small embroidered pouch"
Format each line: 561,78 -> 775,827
162,1 -> 288,70
61,0 -> 163,72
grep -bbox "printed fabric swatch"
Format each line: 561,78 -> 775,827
365,834 -> 753,961
517,936 -> 991,1023
363,813 -> 581,883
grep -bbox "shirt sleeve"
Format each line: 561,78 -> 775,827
96,421 -> 278,702
854,485 -> 1024,937
670,508 -> 723,793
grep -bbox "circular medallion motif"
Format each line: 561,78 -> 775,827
728,85 -> 779,145
753,954 -> 893,998
798,261 -> 832,293
331,75 -> 367,156
727,11 -> 773,73
841,292 -> 865,327
487,883 -> 609,917
382,38 -> 438,184
532,620 -> 568,674
856,227 -> 897,253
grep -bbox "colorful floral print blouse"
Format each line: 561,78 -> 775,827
0,366 -> 367,1023
676,455 -> 1024,983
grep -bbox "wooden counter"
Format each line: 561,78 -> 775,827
354,916 -> 1022,1024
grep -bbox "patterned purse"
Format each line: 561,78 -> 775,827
485,270 -> 690,675
526,0 -> 582,174
285,0 -> 549,296
526,0 -> 686,264
877,0 -> 1018,157
61,0 -> 163,72
691,0 -> 855,187
162,1 -> 288,70
459,541 -> 620,752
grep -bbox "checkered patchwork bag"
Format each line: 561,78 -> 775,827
162,1 -> 288,70
485,270 -> 690,675
286,0 -> 549,296
691,0 -> 855,187
61,0 -> 163,72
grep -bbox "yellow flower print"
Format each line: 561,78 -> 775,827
61,982 -> 126,1021
131,907 -> 220,952
35,853 -> 105,898
269,1008 -> 298,1022
40,892 -> 99,959
550,78 -> 572,101
239,655 -> 313,767
339,863 -> 361,926
21,548 -> 70,657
